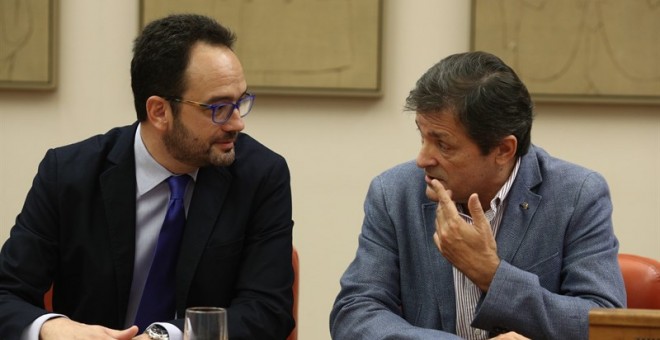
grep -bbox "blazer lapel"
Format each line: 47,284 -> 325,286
175,166 -> 231,313
495,147 -> 542,263
100,124 -> 138,324
422,202 -> 457,333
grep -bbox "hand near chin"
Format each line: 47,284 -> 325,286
40,317 -> 139,340
430,179 -> 500,291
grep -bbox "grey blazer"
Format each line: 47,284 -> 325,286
330,145 -> 625,339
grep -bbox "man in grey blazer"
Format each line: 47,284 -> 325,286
330,51 -> 625,339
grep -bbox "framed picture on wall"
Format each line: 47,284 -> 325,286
471,0 -> 660,104
140,0 -> 382,97
0,0 -> 58,90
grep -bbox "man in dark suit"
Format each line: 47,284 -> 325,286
0,14 -> 294,340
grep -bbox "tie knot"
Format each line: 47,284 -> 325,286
167,175 -> 190,200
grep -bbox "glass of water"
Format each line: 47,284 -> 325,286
183,307 -> 228,340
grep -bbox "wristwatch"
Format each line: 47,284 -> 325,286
145,324 -> 169,340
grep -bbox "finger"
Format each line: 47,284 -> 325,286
429,179 -> 452,207
467,193 -> 489,231
433,231 -> 442,252
430,180 -> 450,233
105,325 -> 139,339
430,179 -> 459,223
502,331 -> 531,340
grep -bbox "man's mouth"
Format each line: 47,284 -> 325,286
213,138 -> 236,151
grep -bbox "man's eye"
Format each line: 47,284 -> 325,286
436,141 -> 450,151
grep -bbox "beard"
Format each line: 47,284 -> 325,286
163,116 -> 237,168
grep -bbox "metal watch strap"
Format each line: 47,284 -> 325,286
145,324 -> 169,340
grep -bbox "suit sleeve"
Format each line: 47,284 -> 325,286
225,155 -> 295,340
330,176 -> 462,340
0,149 -> 60,338
472,172 -> 626,339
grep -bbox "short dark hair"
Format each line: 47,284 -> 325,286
404,51 -> 534,157
131,14 -> 236,121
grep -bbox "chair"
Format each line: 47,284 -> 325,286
287,246 -> 300,340
44,285 -> 53,312
618,253 -> 660,309
44,246 -> 300,338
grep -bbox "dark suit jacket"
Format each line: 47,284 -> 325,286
0,123 -> 294,339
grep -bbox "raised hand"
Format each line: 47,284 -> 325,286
430,178 -> 500,291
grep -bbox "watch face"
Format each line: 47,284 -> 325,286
146,324 -> 169,340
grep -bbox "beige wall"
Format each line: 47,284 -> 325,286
0,1 -> 658,339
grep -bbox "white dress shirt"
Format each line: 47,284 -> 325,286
454,158 -> 520,340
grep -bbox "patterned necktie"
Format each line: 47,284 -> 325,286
135,175 -> 190,331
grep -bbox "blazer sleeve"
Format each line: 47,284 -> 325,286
330,175 -> 462,340
0,149 -> 62,338
225,154 -> 295,340
472,171 -> 626,339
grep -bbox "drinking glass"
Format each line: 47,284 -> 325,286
183,307 -> 228,340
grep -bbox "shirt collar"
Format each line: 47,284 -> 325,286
489,157 -> 521,212
457,157 -> 521,221
134,123 -> 198,198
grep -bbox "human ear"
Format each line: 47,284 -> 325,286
145,96 -> 169,130
495,135 -> 517,164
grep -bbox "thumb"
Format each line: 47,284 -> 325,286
106,325 -> 139,339
467,193 -> 489,230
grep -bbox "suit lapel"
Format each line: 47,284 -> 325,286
496,190 -> 541,263
100,124 -> 138,324
422,202 -> 457,333
175,166 -> 231,313
495,147 -> 542,263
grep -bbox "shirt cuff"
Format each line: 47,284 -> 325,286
20,314 -> 67,340
154,322 -> 183,340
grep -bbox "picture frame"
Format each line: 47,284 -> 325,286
0,0 -> 58,90
140,0 -> 382,97
471,0 -> 660,105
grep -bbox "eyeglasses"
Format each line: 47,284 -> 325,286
165,93 -> 255,125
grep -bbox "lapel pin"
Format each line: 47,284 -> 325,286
520,202 -> 529,210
